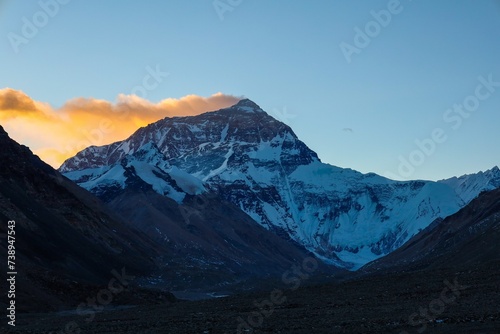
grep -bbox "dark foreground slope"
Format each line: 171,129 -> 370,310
8,189 -> 500,333
0,125 -> 173,313
100,177 -> 336,292
8,191 -> 500,334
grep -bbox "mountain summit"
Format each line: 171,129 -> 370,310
60,100 -> 500,269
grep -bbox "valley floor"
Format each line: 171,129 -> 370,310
7,265 -> 500,334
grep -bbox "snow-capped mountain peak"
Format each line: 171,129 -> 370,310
59,99 -> 500,270
233,98 -> 265,113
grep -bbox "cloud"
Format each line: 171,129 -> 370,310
0,88 -> 241,168
0,88 -> 43,115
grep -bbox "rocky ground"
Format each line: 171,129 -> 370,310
5,263 -> 500,334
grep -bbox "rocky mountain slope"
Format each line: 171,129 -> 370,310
0,125 -> 170,312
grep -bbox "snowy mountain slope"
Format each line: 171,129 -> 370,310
60,99 -> 500,270
362,186 -> 500,273
64,142 -> 206,203
438,166 -> 500,204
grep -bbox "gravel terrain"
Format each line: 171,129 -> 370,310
7,264 -> 500,334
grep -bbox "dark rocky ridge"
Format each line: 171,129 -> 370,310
0,125 -> 173,312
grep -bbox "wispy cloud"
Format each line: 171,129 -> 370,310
0,88 -> 240,168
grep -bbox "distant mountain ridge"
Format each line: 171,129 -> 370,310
362,186 -> 500,272
60,99 -> 500,269
438,166 -> 500,203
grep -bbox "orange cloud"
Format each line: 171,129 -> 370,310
0,88 -> 52,118
0,89 -> 241,168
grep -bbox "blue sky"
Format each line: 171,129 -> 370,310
1,0 -> 500,180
